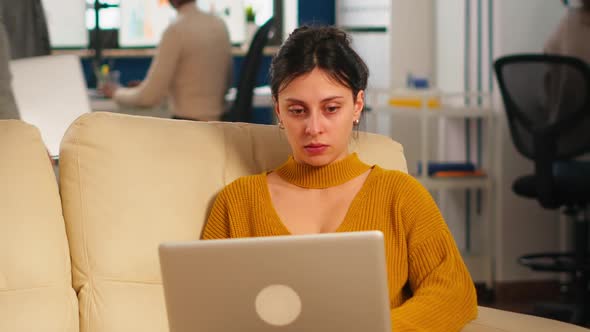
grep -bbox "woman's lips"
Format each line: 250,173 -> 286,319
304,144 -> 328,155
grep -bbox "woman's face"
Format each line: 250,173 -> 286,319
275,68 -> 364,167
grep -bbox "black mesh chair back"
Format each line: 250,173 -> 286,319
222,17 -> 275,122
495,54 -> 590,160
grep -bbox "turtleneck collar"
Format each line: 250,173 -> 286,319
274,153 -> 372,189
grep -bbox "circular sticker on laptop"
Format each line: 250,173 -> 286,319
255,284 -> 302,326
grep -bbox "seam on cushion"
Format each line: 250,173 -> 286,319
73,122 -> 92,332
52,120 -> 73,292
67,287 -> 78,332
97,278 -> 163,285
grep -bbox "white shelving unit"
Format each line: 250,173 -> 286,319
367,91 -> 496,287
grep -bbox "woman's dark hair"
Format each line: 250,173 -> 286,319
270,26 -> 369,101
170,0 -> 195,9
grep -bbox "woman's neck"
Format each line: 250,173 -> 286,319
274,153 -> 371,189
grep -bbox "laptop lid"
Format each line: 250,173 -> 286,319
10,55 -> 91,157
159,231 -> 391,332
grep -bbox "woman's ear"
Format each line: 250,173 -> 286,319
353,90 -> 365,120
273,97 -> 281,121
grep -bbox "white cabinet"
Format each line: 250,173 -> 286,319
367,91 -> 496,287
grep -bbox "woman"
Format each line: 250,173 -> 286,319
102,0 -> 232,121
202,26 -> 477,331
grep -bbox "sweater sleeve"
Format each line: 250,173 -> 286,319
113,24 -> 182,107
390,176 -> 478,331
201,189 -> 231,240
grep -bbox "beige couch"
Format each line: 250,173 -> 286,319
0,112 -> 587,332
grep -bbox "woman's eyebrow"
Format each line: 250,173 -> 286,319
284,96 -> 345,104
320,96 -> 345,102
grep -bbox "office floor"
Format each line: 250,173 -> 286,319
477,281 -> 590,328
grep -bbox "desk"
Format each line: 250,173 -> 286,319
89,86 -> 273,115
53,46 -> 280,58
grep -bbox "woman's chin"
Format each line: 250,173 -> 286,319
296,153 -> 334,167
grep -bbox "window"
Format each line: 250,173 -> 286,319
86,0 -> 121,30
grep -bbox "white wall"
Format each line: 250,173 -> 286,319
435,0 -> 465,93
497,1 -> 564,55
390,0 -> 434,88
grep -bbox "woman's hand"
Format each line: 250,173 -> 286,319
127,80 -> 142,87
100,82 -> 118,98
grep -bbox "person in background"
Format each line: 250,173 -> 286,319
0,20 -> 20,120
202,26 -> 478,331
0,0 -> 51,59
101,0 -> 232,121
544,0 -> 590,63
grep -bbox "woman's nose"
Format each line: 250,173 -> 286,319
305,111 -> 324,136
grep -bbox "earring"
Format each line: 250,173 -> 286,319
278,120 -> 285,129
353,119 -> 360,126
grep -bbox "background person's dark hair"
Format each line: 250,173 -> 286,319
270,26 -> 369,103
170,0 -> 195,9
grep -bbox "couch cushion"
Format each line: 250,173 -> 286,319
58,112 -> 407,332
0,120 -> 79,332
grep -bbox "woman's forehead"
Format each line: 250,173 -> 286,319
278,68 -> 352,99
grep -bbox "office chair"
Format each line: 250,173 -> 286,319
222,17 -> 275,123
494,54 -> 590,325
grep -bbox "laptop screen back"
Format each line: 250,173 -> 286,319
159,231 -> 391,332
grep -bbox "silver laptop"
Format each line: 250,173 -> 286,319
159,231 -> 391,332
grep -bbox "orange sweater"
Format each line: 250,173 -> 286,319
202,153 -> 478,331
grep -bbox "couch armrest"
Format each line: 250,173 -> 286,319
463,306 -> 589,331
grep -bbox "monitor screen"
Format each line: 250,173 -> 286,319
119,0 -> 176,47
119,0 -> 248,48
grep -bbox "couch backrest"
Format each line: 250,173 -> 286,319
58,112 -> 407,332
0,120 -> 79,332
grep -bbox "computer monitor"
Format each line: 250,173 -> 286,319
118,0 -> 248,47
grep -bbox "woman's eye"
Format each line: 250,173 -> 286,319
288,108 -> 305,115
326,105 -> 340,113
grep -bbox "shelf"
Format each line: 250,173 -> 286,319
416,176 -> 492,190
371,105 -> 494,119
366,90 -> 495,119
